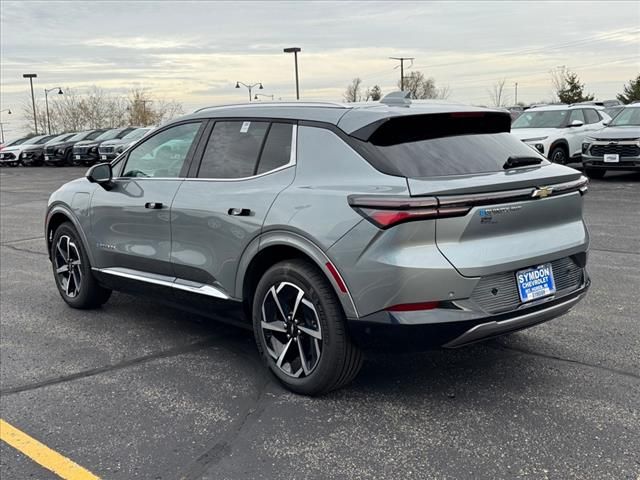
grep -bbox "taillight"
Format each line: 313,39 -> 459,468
386,301 -> 440,312
348,195 -> 470,229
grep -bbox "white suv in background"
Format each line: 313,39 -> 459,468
511,105 -> 610,164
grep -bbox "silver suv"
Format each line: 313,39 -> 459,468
46,94 -> 590,395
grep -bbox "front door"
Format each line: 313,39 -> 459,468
170,120 -> 297,297
89,121 -> 204,277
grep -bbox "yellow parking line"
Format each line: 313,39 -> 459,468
0,419 -> 100,480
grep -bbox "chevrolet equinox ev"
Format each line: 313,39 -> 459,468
46,93 -> 590,395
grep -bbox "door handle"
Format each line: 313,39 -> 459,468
228,208 -> 252,216
145,202 -> 164,209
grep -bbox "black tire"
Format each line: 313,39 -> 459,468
51,222 -> 112,309
252,259 -> 363,396
584,167 -> 606,179
549,145 -> 568,164
68,150 -> 80,166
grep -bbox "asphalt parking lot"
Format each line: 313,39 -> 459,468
0,166 -> 638,480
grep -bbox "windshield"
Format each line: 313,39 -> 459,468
604,107 -> 623,119
23,135 -> 50,145
122,128 -> 150,140
46,133 -> 74,144
85,130 -> 106,140
609,107 -> 640,127
68,131 -> 92,141
4,137 -> 30,147
95,129 -> 125,141
512,110 -> 569,128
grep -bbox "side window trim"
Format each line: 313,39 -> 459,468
115,120 -> 205,180
189,122 -> 298,182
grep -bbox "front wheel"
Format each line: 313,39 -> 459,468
51,222 -> 112,309
252,259 -> 363,396
584,167 -> 606,179
549,146 -> 568,164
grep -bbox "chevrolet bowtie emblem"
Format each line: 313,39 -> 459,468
532,186 -> 553,199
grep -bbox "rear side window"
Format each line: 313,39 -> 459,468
584,109 -> 600,124
256,123 -> 293,174
198,121 -> 269,178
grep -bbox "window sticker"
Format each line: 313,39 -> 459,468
240,121 -> 251,133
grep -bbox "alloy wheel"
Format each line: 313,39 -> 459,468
54,235 -> 83,298
260,281 -> 323,378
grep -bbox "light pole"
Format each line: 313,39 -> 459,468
44,87 -> 63,135
23,73 -> 38,134
283,47 -> 301,100
254,94 -> 275,101
235,81 -> 263,102
514,82 -> 518,105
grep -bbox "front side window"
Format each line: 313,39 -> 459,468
584,109 -> 600,124
609,107 -> 640,126
569,109 -> 585,124
122,122 -> 201,178
198,121 -> 269,178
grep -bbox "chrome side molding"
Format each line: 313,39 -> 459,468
92,267 -> 230,300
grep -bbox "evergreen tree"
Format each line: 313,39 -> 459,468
557,72 -> 594,104
616,75 -> 640,104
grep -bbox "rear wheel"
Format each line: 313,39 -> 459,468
252,259 -> 363,395
549,146 -> 568,164
51,222 -> 112,309
584,167 -> 606,179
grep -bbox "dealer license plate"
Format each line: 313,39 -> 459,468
516,263 -> 556,303
75,155 -> 81,160
101,155 -> 107,160
604,154 -> 619,163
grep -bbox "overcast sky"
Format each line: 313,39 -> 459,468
1,1 -> 639,137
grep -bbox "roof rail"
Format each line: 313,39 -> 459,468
379,91 -> 412,106
193,101 -> 346,113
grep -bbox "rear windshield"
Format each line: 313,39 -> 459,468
356,132 -> 548,177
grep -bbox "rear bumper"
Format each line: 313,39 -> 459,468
348,278 -> 589,351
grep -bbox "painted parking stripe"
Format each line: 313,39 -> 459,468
0,419 -> 100,480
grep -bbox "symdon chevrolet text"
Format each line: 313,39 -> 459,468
46,93 -> 590,395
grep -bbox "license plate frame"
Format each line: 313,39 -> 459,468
516,263 -> 556,303
604,153 -> 619,163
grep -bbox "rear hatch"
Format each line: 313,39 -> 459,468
350,111 -> 589,278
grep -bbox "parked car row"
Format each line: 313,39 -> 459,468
0,126 -> 153,167
511,102 -> 640,178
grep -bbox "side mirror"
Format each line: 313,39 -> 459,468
86,162 -> 113,189
569,120 -> 584,127
602,121 -> 609,126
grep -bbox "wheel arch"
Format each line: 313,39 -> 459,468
45,205 -> 94,264
549,139 -> 569,161
237,231 -> 359,320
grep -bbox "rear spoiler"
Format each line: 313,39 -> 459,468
350,111 -> 512,146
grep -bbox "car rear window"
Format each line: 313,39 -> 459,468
357,132 -> 548,177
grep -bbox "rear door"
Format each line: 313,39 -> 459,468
170,119 -> 296,297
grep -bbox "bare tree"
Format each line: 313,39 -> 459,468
343,78 -> 363,103
127,89 -> 183,126
488,79 -> 510,107
550,66 -> 568,102
398,71 -> 450,99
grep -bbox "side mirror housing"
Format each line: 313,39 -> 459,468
86,162 -> 113,189
569,120 -> 584,128
602,121 -> 609,126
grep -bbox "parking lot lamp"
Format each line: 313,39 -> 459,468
44,87 -> 63,135
283,47 -> 301,100
236,82 -> 263,102
22,73 -> 38,134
